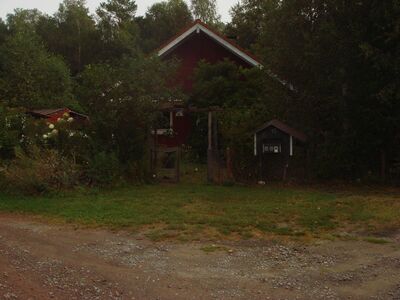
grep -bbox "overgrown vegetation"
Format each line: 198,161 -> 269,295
0,0 -> 399,193
190,60 -> 289,180
3,147 -> 81,194
0,0 -> 184,192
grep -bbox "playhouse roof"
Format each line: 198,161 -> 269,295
29,108 -> 66,117
28,108 -> 89,122
255,119 -> 307,143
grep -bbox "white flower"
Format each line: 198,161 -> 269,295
67,117 -> 74,123
48,124 -> 55,129
43,134 -> 48,139
52,129 -> 58,135
63,112 -> 70,118
69,132 -> 75,137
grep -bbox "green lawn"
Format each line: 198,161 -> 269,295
0,184 -> 399,240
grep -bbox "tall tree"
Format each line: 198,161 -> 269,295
225,0 -> 269,50
353,1 -> 400,179
138,0 -> 193,52
190,0 -> 221,27
0,24 -> 73,108
96,0 -> 139,59
251,0 -> 400,179
6,8 -> 43,33
0,18 -> 8,45
51,0 -> 98,74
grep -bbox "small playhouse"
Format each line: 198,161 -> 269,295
254,119 -> 307,180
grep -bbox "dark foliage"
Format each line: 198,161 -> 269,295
0,0 -> 399,189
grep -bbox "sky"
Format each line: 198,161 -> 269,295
0,0 -> 237,22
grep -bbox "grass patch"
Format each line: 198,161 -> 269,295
0,183 -> 399,240
200,245 -> 228,253
145,229 -> 179,241
363,237 -> 391,244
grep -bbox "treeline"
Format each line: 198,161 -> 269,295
0,0 -> 399,192
220,0 -> 400,181
0,0 -> 196,109
190,0 -> 400,182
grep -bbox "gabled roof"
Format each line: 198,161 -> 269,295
157,19 -> 263,68
255,119 -> 307,143
29,108 -> 66,117
27,108 -> 89,121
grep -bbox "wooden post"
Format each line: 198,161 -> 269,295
153,125 -> 158,176
208,111 -> 212,151
304,146 -> 309,180
283,163 -> 288,181
283,149 -> 290,181
213,113 -> 220,183
226,147 -> 234,181
207,111 -> 213,183
213,114 -> 219,152
176,147 -> 181,183
380,148 -> 386,182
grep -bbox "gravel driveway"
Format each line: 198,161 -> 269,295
0,214 -> 399,300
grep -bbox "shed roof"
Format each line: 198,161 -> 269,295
28,108 -> 89,120
157,19 -> 263,68
29,108 -> 66,116
255,119 -> 307,143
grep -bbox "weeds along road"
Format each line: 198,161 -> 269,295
0,214 -> 399,300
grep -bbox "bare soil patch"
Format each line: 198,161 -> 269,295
0,214 -> 399,300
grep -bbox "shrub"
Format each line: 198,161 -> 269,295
2,147 -> 81,195
0,105 -> 23,160
86,151 -> 120,186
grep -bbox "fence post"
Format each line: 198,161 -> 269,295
207,111 -> 213,183
226,147 -> 234,181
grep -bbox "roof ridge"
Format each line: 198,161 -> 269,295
256,119 -> 307,143
157,19 -> 263,67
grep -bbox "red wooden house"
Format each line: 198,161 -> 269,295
155,19 -> 262,147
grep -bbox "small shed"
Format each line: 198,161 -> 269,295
254,119 -> 307,180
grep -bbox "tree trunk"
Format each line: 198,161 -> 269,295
76,20 -> 81,72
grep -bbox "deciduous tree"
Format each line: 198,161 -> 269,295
138,0 -> 193,53
190,0 -> 221,28
0,24 -> 73,109
96,0 -> 139,59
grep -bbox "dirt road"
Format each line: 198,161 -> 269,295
0,214 -> 399,300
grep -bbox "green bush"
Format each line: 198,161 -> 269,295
0,105 -> 23,160
86,152 -> 120,186
2,147 -> 81,195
